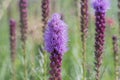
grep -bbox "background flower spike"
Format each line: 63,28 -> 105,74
92,0 -> 110,80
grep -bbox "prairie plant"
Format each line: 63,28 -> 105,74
44,13 -> 68,80
41,0 -> 50,79
80,0 -> 88,79
10,19 -> 16,80
19,0 -> 28,79
41,0 -> 50,32
92,0 -> 109,80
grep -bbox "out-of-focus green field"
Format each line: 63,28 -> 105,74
0,0 -> 119,80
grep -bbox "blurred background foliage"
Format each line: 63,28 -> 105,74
0,0 -> 119,80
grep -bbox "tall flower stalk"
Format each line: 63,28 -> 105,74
80,0 -> 88,79
45,13 -> 68,80
92,0 -> 109,80
10,19 -> 16,63
41,0 -> 50,79
112,36 -> 119,80
41,0 -> 50,32
118,0 -> 120,34
19,0 -> 28,79
10,19 -> 16,80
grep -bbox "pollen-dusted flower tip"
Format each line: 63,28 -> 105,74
45,13 -> 68,54
10,19 -> 16,62
92,0 -> 110,12
44,13 -> 68,80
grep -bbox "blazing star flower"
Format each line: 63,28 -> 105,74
41,0 -> 50,32
19,0 -> 28,79
19,0 -> 28,42
10,19 -> 16,62
45,13 -> 68,80
45,13 -> 68,54
92,0 -> 110,80
80,0 -> 88,79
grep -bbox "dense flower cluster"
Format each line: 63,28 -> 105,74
41,0 -> 50,32
81,0 -> 88,39
19,0 -> 28,42
93,0 -> 110,12
45,13 -> 68,80
93,0 -> 109,80
80,0 -> 88,79
45,13 -> 68,54
10,19 -> 16,62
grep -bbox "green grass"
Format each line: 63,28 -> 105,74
0,0 -> 119,80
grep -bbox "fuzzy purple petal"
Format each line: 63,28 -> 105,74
92,0 -> 110,12
45,13 -> 68,54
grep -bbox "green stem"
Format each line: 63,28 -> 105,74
82,37 -> 86,80
40,45 -> 47,80
43,53 -> 47,80
22,42 -> 27,80
12,61 -> 16,80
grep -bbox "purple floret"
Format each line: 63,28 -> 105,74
45,13 -> 68,55
92,0 -> 110,12
10,19 -> 16,28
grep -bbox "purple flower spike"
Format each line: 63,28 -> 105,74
112,36 -> 119,80
45,13 -> 68,80
80,0 -> 88,79
10,19 -> 16,62
45,13 -> 68,55
92,0 -> 110,80
19,0 -> 28,43
41,0 -> 50,32
92,0 -> 110,12
19,0 -> 28,79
